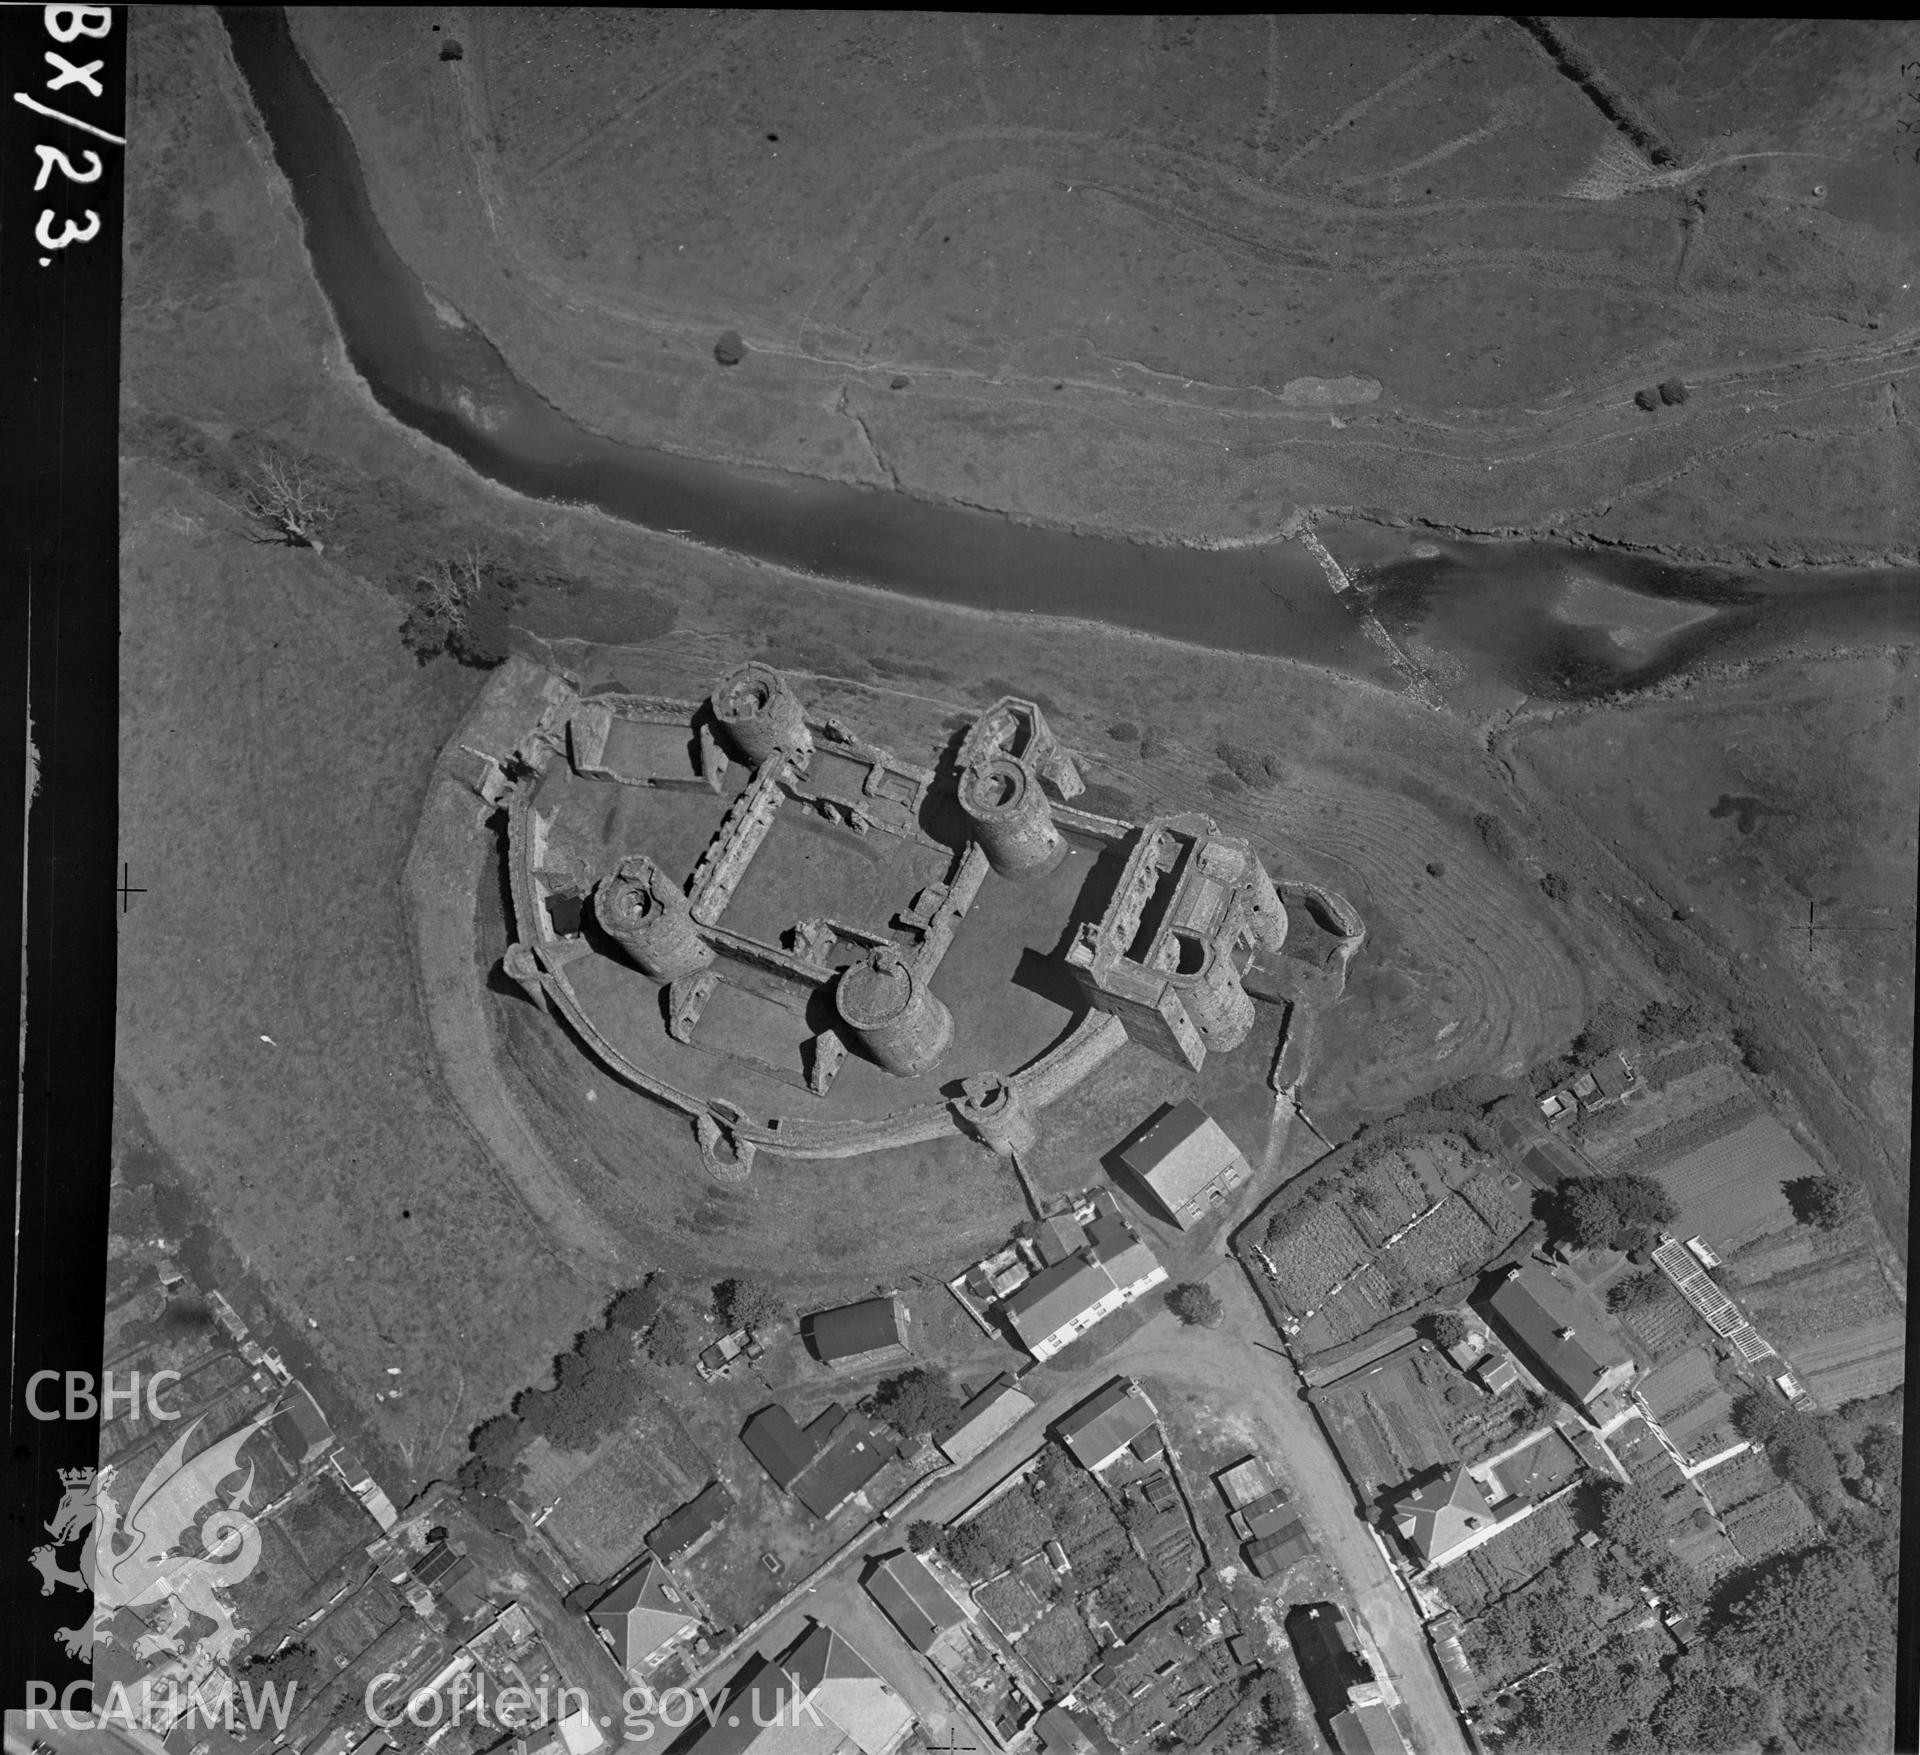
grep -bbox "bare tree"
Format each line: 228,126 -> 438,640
414,548 -> 485,631
241,454 -> 335,552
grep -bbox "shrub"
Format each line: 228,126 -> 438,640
714,1276 -> 788,1335
1607,1271 -> 1667,1315
239,1643 -> 322,1692
1473,811 -> 1519,865
1215,740 -> 1282,788
607,1278 -> 666,1331
643,1308 -> 692,1367
1634,387 -> 1659,411
399,548 -> 518,669
1573,998 -> 1638,1060
714,329 -> 747,365
1658,378 -> 1689,405
1539,871 -> 1573,901
1107,721 -> 1139,742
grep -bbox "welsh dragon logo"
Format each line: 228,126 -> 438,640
29,1403 -> 278,1664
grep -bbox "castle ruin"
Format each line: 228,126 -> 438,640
487,662 -> 1358,1175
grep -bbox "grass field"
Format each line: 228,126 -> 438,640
293,10 -> 1920,572
116,457 -> 606,1494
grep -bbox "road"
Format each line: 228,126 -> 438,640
1109,1277 -> 1471,1755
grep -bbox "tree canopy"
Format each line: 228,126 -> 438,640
1166,1282 -> 1226,1328
1547,1173 -> 1676,1254
1783,1175 -> 1869,1232
868,1367 -> 962,1439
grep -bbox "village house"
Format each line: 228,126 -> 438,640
1114,1099 -> 1253,1229
1001,1211 -> 1166,1361
588,1557 -> 701,1678
1390,1466 -> 1499,1570
742,1403 -> 897,1520
685,1621 -> 916,1755
1052,1377 -> 1159,1473
1481,1260 -> 1636,1422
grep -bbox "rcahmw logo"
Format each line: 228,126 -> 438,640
23,1676 -> 299,1735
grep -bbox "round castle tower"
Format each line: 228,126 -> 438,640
594,857 -> 713,982
835,946 -> 953,1077
958,755 -> 1066,879
709,661 -> 812,770
953,1073 -> 1038,1158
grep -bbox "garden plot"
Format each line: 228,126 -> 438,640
1616,1278 -> 1702,1364
1317,1261 -> 1400,1344
1739,1251 -> 1902,1353
1667,1511 -> 1742,1583
1433,1498 -> 1579,1615
1457,1163 -> 1529,1239
1266,1201 -> 1371,1315
1382,1194 -> 1496,1291
1784,1312 -> 1906,1405
1344,1151 -> 1431,1246
1637,1348 -> 1736,1454
1636,1348 -> 1720,1420
1579,1060 -> 1754,1170
1316,1349 -> 1460,1499
1696,1448 -> 1778,1513
977,1573 -> 1047,1639
1649,1113 -> 1809,1253
1725,1484 -> 1819,1562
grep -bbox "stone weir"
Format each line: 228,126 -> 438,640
484,661 -> 1310,1178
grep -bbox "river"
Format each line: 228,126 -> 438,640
219,8 -> 1918,703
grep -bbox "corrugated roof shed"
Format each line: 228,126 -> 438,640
793,1417 -> 893,1519
647,1482 -> 731,1562
741,1403 -> 844,1490
807,1296 -> 905,1363
936,1374 -> 1035,1466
